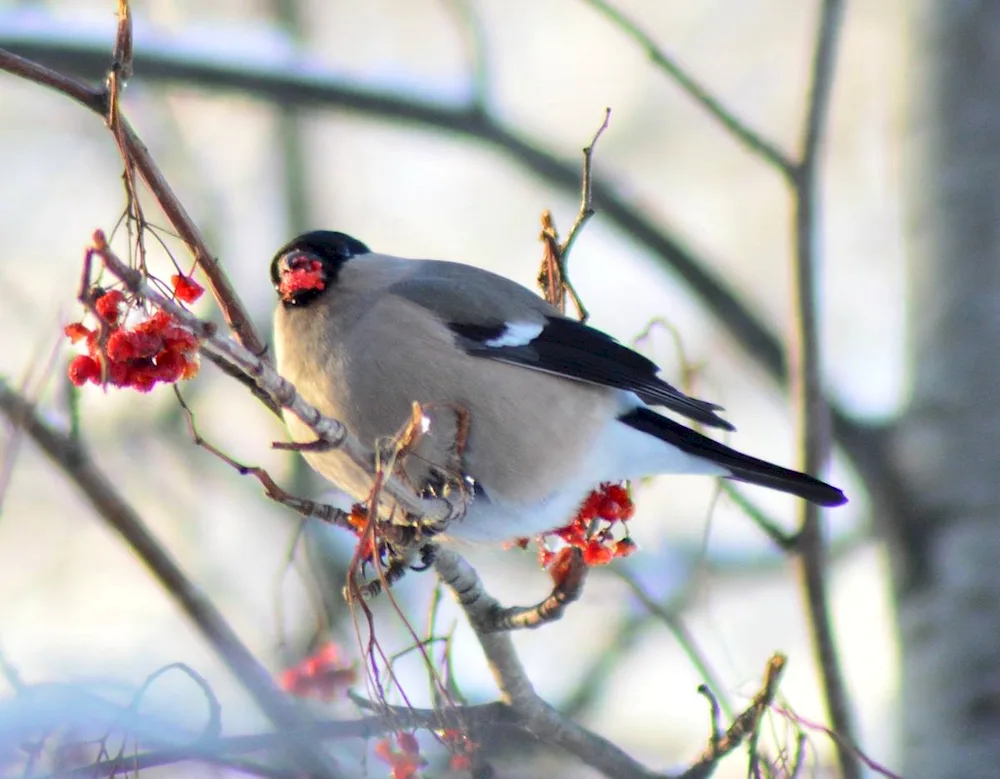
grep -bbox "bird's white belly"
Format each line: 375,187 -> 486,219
438,406 -> 724,543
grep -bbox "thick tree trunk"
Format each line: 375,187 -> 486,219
895,2 -> 1000,776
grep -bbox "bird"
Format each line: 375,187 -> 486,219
270,230 -> 846,545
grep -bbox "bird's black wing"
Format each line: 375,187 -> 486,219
619,407 -> 846,506
449,316 -> 734,431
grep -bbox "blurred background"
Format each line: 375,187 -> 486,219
0,1 -> 913,776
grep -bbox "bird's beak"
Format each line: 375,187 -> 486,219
276,252 -> 327,303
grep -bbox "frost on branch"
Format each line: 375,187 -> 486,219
65,274 -> 203,393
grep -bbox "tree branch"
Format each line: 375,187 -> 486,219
434,548 -> 662,779
41,702 -> 516,779
580,0 -> 796,177
786,2 -> 860,777
0,379 -> 342,779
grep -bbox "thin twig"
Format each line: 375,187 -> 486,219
615,567 -> 733,720
536,108 -> 610,323
772,705 -> 903,779
537,108 -> 611,322
681,654 -> 787,779
198,347 -> 281,417
128,662 -> 222,741
786,2 -> 858,778
561,106 -> 612,261
172,386 -> 352,530
720,482 -> 795,551
696,684 -> 723,753
442,0 -> 491,111
0,379 -> 342,779
581,0 -> 795,177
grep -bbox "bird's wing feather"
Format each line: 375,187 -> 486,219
450,316 -> 734,430
387,267 -> 732,430
619,407 -> 847,506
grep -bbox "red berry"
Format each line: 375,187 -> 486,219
373,740 -> 393,761
135,310 -> 173,336
583,540 -> 614,566
153,350 -> 184,382
577,490 -> 603,521
107,359 -> 133,387
277,668 -> 301,693
605,483 -> 630,504
130,368 -> 158,393
106,330 -> 138,362
179,354 -> 200,380
64,322 -> 91,344
94,290 -> 126,325
162,325 -> 198,352
171,273 -> 204,304
397,731 -> 420,755
68,355 -> 100,386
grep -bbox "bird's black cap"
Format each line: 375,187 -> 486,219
270,231 -> 371,305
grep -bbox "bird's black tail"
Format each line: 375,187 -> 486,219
619,407 -> 847,507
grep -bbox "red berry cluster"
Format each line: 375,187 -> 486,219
277,642 -> 357,702
374,732 -> 425,779
441,727 -> 478,772
65,276 -> 203,392
371,727 -> 477,777
523,482 -> 638,570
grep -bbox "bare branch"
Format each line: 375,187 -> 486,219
0,379 -> 343,779
580,0 -> 795,177
111,0 -> 133,83
172,386 -> 352,530
537,109 -> 610,321
445,546 -> 589,633
615,567 -> 733,720
442,0 -> 491,111
720,482 -> 795,551
434,548 -> 661,779
41,701 -> 517,779
536,108 -> 610,323
785,2 -> 860,777
561,106 -> 612,261
680,654 -> 787,779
